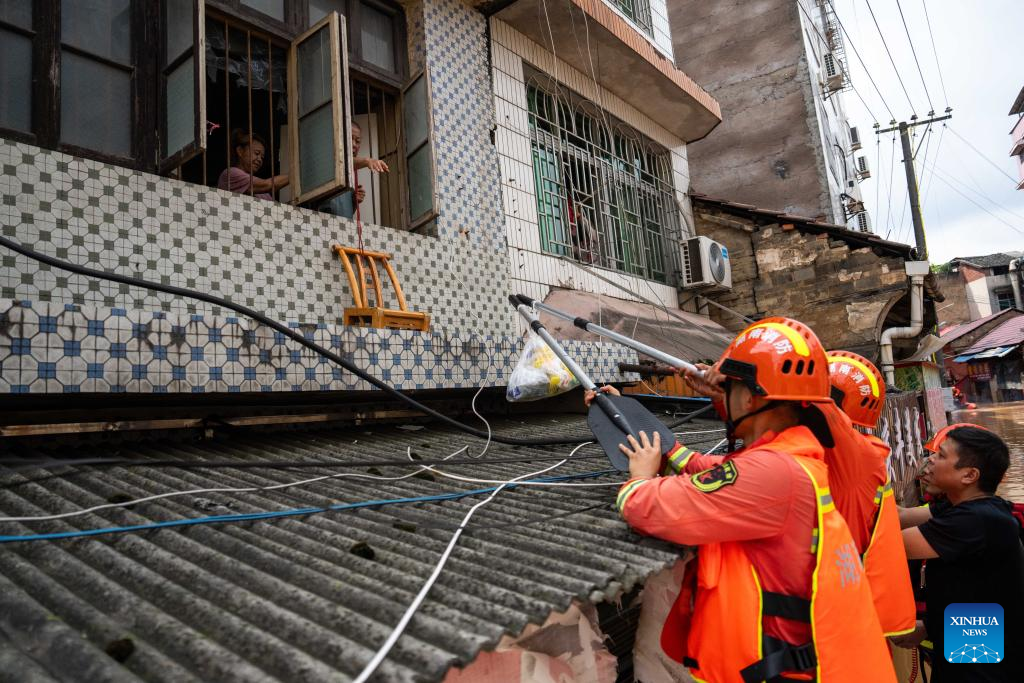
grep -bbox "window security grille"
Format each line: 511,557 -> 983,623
609,0 -> 654,38
526,75 -> 682,284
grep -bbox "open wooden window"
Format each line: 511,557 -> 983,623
401,70 -> 437,230
161,0 -> 207,172
288,11 -> 352,204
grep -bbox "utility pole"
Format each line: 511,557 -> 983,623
876,110 -> 952,260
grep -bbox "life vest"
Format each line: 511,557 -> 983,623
855,435 -> 917,637
661,429 -> 896,683
818,404 -> 916,637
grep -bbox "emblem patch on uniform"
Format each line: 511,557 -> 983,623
690,461 -> 739,492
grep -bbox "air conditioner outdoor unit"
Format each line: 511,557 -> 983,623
681,236 -> 732,291
857,212 -> 871,233
823,53 -> 844,90
850,126 -> 862,152
856,155 -> 871,179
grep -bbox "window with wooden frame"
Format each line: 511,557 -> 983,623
2,0 -> 437,233
161,0 -> 207,171
288,12 -> 352,203
0,0 -> 152,166
174,7 -> 293,198
401,70 -> 438,231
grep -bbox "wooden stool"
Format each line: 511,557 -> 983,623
332,245 -> 430,332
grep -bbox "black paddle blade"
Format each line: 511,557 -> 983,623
587,395 -> 677,472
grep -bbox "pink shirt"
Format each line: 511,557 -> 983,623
217,166 -> 273,200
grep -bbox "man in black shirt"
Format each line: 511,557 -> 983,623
901,426 -> 1024,683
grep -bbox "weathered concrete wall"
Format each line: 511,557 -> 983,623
934,271 -> 972,329
668,0 -> 831,220
694,204 -> 909,360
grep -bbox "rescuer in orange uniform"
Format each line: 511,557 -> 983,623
821,350 -> 916,638
606,318 -> 897,682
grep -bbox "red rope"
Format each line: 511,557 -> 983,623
355,196 -> 365,254
909,646 -> 920,683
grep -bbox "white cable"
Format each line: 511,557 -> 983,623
0,449 -> 472,523
351,445 -> 581,683
469,383 -> 491,459
408,443 -> 622,488
708,438 -> 728,454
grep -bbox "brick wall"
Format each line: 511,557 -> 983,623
693,205 -> 910,360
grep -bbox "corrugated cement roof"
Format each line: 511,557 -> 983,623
0,413 -> 724,682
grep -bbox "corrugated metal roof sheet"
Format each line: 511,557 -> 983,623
939,308 -> 1023,346
965,315 -> 1024,354
0,414 -> 724,682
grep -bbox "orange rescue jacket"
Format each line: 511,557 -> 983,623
655,429 -> 897,683
859,434 -> 917,636
819,402 -> 916,636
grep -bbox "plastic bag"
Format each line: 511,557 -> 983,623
506,333 -> 580,402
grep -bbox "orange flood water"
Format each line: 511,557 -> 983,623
951,402 -> 1024,502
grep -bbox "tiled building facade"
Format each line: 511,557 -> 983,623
0,0 -> 720,395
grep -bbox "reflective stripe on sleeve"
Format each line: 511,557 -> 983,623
667,445 -> 697,473
616,478 -> 651,514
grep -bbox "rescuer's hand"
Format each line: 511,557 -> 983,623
889,620 -> 927,649
583,385 -> 620,407
619,430 -> 661,480
682,363 -> 726,402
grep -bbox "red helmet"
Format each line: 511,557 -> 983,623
826,350 -> 885,428
718,317 -> 831,403
924,423 -> 991,453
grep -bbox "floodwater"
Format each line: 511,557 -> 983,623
952,402 -> 1024,502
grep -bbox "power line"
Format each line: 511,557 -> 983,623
862,0 -> 917,113
884,133 -> 897,239
914,125 -> 934,201
926,159 -> 1024,224
823,0 -> 896,122
924,123 -> 946,197
920,123 -> 947,206
946,126 -> 1022,186
875,135 -> 882,225
913,123 -> 932,160
895,0 -> 934,113
923,164 -> 1024,237
851,83 -> 880,127
920,0 -> 950,107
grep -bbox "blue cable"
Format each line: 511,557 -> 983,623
0,470 -> 617,544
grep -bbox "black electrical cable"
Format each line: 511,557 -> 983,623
0,235 -> 715,447
920,0 -> 949,108
862,0 -> 917,114
895,0 -> 934,113
822,0 -> 896,122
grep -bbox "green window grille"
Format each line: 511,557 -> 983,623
609,0 -> 653,37
526,76 -> 680,284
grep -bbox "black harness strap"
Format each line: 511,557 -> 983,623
739,637 -> 817,683
762,591 -> 812,622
